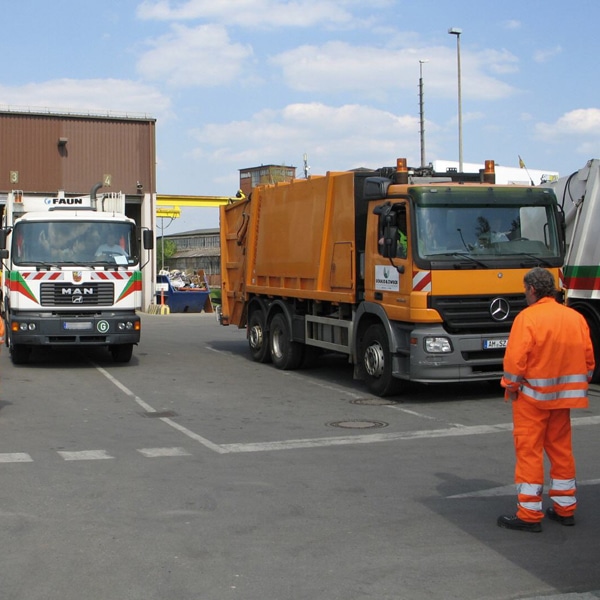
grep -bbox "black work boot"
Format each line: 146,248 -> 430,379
546,506 -> 575,526
497,514 -> 542,532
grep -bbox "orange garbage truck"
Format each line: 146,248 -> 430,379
219,159 -> 565,396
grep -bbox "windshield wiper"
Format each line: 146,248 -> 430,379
427,251 -> 490,269
512,253 -> 554,267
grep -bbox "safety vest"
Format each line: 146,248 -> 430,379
501,297 -> 595,409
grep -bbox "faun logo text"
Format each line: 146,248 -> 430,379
45,197 -> 85,206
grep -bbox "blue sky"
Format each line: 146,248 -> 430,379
2,0 -> 599,233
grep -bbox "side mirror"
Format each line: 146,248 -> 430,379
143,229 -> 154,250
558,210 -> 566,255
380,223 -> 399,259
0,229 -> 7,250
373,203 -> 399,259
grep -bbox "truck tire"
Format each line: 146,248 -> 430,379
110,344 -> 133,363
360,323 -> 401,397
248,309 -> 271,363
10,344 -> 31,365
269,312 -> 303,370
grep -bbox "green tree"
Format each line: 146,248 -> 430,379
157,238 -> 177,271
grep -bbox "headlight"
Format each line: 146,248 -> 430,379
424,337 -> 452,353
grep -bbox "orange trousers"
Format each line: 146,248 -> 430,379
512,398 -> 577,522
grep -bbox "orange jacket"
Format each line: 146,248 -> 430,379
501,297 -> 595,409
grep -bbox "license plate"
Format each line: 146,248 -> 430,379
63,322 -> 93,331
483,338 -> 508,350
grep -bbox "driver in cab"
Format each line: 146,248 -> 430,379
95,232 -> 127,258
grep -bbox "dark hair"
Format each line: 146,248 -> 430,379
524,267 -> 556,300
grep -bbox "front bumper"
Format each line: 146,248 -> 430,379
7,311 -> 140,346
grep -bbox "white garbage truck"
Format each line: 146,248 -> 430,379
544,158 -> 600,381
0,184 -> 153,364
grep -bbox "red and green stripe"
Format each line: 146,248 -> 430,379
7,271 -> 38,304
117,271 -> 142,302
564,265 -> 600,291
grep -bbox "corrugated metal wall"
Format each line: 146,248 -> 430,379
0,110 -> 158,310
0,111 -> 156,196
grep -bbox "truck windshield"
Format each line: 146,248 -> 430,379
415,203 -> 561,263
11,221 -> 138,267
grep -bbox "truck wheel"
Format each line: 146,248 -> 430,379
269,313 -> 303,370
360,323 -> 401,397
10,344 -> 31,365
110,344 -> 133,363
248,310 -> 271,363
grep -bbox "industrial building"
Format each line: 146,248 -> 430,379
0,108 -> 157,308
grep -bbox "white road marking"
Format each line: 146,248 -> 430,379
137,446 -> 191,458
220,423 -> 515,453
93,362 -> 230,454
93,363 -> 156,413
448,484 -> 516,498
58,450 -> 114,461
93,361 -> 600,456
159,417 -> 231,454
0,453 -> 33,463
219,414 -> 600,454
448,478 -> 600,499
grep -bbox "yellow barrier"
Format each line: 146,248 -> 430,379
146,302 -> 170,315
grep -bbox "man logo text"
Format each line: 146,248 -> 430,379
61,288 -> 93,295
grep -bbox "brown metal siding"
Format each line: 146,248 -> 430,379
0,111 -> 156,196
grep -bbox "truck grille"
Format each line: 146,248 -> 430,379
40,282 -> 115,306
429,294 -> 526,335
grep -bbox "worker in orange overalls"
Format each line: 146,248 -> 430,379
498,267 -> 595,533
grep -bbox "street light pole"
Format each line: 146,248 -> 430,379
160,217 -> 165,271
448,27 -> 463,173
419,59 -> 428,168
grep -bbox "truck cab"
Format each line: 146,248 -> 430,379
1,189 -> 153,364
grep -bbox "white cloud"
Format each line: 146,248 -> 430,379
188,102 -> 424,174
533,46 -> 562,63
502,20 -> 521,30
137,24 -> 253,87
136,0 -> 356,28
483,49 -> 519,76
0,79 -> 171,119
271,42 -> 518,101
577,141 -> 600,157
536,108 -> 600,140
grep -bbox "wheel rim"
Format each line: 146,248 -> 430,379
249,324 -> 263,350
271,325 -> 284,360
364,342 -> 385,378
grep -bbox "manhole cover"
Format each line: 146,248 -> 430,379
327,420 -> 388,429
350,398 -> 399,406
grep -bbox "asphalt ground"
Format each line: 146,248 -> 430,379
0,312 -> 599,600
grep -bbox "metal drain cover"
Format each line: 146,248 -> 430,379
327,420 -> 388,429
